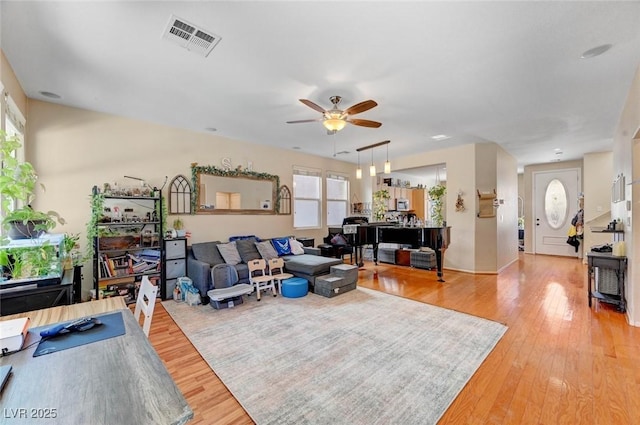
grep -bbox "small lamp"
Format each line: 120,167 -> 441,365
384,143 -> 391,174
369,149 -> 376,176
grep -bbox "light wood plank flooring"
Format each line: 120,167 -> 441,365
147,253 -> 640,424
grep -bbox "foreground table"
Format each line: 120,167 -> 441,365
0,299 -> 193,425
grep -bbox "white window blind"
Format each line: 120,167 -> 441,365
293,167 -> 321,228
326,172 -> 349,226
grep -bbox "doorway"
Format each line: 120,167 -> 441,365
533,168 -> 581,256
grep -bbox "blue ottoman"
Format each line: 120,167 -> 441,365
281,277 -> 308,298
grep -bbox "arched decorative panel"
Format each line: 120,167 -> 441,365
279,185 -> 291,215
169,175 -> 193,214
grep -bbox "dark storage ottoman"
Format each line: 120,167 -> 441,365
314,275 -> 356,298
410,250 -> 436,269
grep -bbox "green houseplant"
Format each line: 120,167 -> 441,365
0,131 -> 66,281
373,189 -> 390,222
428,184 -> 446,226
0,131 -> 65,241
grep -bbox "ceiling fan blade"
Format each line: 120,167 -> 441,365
299,99 -> 327,113
286,119 -> 322,124
344,100 -> 377,116
348,118 -> 382,128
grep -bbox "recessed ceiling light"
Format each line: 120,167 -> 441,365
292,146 -> 301,150
39,91 -> 61,99
205,127 -> 217,132
580,44 -> 612,59
431,134 -> 450,141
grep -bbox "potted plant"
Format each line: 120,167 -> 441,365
0,131 -> 65,241
61,232 -> 81,270
428,184 -> 446,226
373,189 -> 390,222
172,218 -> 186,237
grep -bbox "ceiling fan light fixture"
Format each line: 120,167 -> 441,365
323,118 -> 347,132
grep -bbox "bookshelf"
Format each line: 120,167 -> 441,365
91,187 -> 164,303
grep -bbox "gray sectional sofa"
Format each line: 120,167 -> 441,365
186,237 -> 343,302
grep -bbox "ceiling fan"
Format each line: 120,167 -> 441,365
286,95 -> 382,134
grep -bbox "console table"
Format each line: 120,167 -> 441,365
587,252 -> 627,312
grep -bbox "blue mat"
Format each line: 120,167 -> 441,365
32,311 -> 126,357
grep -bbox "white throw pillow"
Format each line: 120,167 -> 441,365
289,238 -> 305,255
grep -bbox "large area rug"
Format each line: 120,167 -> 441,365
163,287 -> 507,425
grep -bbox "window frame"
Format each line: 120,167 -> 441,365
326,172 -> 350,227
292,166 -> 322,229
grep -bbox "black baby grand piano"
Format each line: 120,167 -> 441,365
342,217 -> 451,282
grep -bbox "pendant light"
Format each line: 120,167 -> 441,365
356,151 -> 362,179
384,143 -> 391,174
369,149 -> 376,177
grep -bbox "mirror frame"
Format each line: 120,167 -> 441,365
191,163 -> 280,215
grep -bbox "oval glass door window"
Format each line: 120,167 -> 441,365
544,179 -> 568,229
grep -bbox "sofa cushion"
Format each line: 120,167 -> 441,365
255,240 -> 279,260
282,254 -> 343,275
217,241 -> 242,265
236,237 -> 261,263
191,241 -> 224,266
272,237 -> 292,256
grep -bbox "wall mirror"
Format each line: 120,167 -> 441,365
191,164 -> 279,215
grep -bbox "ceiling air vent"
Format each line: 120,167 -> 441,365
162,15 -> 221,57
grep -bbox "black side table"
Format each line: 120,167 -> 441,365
297,237 -> 315,247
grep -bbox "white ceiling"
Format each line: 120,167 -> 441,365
2,1 -> 640,176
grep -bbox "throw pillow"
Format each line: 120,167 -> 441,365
255,240 -> 279,260
191,241 -> 224,266
272,237 -> 292,256
289,237 -> 305,255
217,241 -> 242,265
235,237 -> 261,263
331,234 -> 349,246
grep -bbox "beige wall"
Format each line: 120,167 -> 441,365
496,144 -> 518,271
25,100 -> 361,296
391,142 -> 518,274
613,64 -> 640,325
475,143 -> 498,272
582,152 -> 614,261
0,50 -> 27,117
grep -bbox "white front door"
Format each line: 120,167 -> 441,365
533,168 -> 581,256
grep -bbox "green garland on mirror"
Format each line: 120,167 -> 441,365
190,164 -> 280,214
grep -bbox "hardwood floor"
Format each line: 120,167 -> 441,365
148,253 -> 640,424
